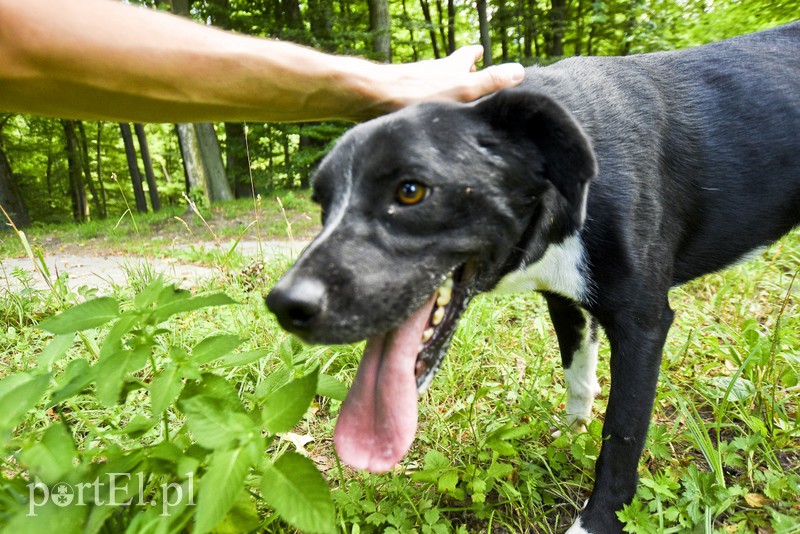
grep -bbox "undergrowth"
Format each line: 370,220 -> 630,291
0,205 -> 798,532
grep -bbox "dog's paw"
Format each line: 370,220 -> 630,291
550,413 -> 591,438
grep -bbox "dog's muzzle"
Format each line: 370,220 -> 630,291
265,276 -> 327,337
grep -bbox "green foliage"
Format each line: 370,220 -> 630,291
0,277 -> 337,533
3,1 -> 796,227
1,230 -> 798,531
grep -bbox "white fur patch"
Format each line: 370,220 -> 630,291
302,155 -> 354,258
565,517 -> 591,534
493,234 -> 590,303
564,310 -> 601,429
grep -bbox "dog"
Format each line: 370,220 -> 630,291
266,22 -> 800,533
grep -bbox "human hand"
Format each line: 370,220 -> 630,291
357,45 -> 525,119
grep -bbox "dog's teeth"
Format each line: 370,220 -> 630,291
432,306 -> 445,326
422,327 -> 434,343
440,276 -> 454,290
437,286 -> 452,307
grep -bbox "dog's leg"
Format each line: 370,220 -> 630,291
545,293 -> 601,436
574,301 -> 674,533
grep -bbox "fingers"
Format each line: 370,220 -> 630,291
448,44 -> 485,69
459,62 -> 525,101
447,45 -> 525,98
481,62 -> 526,91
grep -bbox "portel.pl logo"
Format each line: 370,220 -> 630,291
27,473 -> 195,517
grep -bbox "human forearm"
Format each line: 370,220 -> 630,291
0,0 -> 523,123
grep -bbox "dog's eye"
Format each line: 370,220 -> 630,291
396,181 -> 430,205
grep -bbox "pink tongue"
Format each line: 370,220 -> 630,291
334,295 -> 436,472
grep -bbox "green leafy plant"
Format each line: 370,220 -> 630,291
0,278 -> 339,533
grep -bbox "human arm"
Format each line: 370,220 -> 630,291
0,0 -> 524,123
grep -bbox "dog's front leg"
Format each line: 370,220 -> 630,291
570,302 -> 674,534
544,293 -> 601,436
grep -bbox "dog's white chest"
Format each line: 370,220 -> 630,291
493,234 -> 590,303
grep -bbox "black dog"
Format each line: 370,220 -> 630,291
266,22 -> 800,533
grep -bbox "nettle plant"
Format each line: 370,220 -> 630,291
0,278 -> 339,533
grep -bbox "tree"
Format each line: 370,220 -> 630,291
419,0 -> 441,58
548,0 -> 567,57
196,123 -> 233,202
134,124 -> 161,212
446,0 -> 456,55
176,123 -> 209,201
0,117 -> 30,229
169,0 -> 232,204
62,120 -> 89,222
476,0 -> 492,66
225,122 -> 250,198
204,0 -> 253,200
368,0 -> 391,61
77,121 -> 104,218
307,0 -> 335,50
3,0 -> 798,227
119,123 -> 148,214
94,122 -> 108,218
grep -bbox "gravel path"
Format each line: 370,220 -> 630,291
0,240 -> 307,293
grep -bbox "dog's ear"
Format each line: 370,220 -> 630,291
472,88 -> 597,230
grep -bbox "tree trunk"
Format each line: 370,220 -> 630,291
195,123 -> 233,202
0,141 -> 30,229
307,0 -> 334,50
575,0 -> 585,56
476,0 -> 493,66
419,0 -> 441,59
169,0 -> 189,17
283,132 -> 293,188
522,0 -> 535,59
205,0 -> 253,200
134,124 -> 161,212
446,0 -> 456,55
119,123 -> 148,214
368,0 -> 391,62
95,122 -> 107,217
62,120 -> 90,222
548,0 -> 566,57
77,121 -> 104,218
434,0 -> 448,55
281,0 -> 304,35
497,0 -> 509,62
170,0 -> 230,203
224,122 -> 250,198
176,123 -> 209,199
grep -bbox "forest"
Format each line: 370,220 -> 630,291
1,0 -> 796,229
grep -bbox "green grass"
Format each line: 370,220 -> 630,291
0,190 -> 319,260
0,215 -> 797,532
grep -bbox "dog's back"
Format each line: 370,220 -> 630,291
521,22 -> 800,283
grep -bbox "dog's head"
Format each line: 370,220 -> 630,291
265,88 -> 596,472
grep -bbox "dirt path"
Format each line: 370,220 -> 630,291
0,240 -> 307,293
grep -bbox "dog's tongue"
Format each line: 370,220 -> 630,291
334,296 -> 436,472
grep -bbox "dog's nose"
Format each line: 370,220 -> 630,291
265,277 -> 327,334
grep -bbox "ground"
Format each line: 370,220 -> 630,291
0,194 -> 317,292
0,240 -> 306,292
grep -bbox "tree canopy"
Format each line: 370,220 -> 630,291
1,0 -> 796,227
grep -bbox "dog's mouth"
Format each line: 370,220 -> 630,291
334,263 -> 474,473
414,264 -> 474,393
